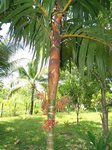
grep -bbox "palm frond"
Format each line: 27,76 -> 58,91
78,39 -> 88,75
7,86 -> 21,99
0,0 -> 112,80
0,41 -> 15,77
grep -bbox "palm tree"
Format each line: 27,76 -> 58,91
9,58 -> 44,115
93,71 -> 111,142
0,0 -> 112,149
0,40 -> 14,78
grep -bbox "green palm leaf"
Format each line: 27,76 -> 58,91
0,0 -> 112,79
78,39 -> 89,75
0,41 -> 14,77
86,41 -> 96,75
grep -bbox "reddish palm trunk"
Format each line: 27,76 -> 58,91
46,2 -> 62,150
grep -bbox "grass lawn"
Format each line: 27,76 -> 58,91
0,111 -> 112,150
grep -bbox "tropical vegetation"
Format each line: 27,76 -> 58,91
0,0 -> 112,150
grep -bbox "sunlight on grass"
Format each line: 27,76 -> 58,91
0,111 -> 112,150
56,111 -> 102,125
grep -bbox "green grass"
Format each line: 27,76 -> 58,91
0,112 -> 112,150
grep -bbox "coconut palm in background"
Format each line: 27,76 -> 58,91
0,0 -> 112,149
8,58 -> 45,115
0,40 -> 14,78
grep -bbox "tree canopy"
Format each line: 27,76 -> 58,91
0,41 -> 14,77
0,0 -> 112,78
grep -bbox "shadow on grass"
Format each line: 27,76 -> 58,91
54,121 -> 102,150
0,117 -> 111,150
0,116 -> 46,150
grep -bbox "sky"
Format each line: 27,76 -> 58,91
0,24 -> 33,87
0,24 -> 49,90
0,23 -> 32,64
0,24 -> 9,36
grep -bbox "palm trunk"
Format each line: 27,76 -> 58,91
13,103 -> 16,116
94,73 -> 109,142
1,103 -> 4,117
100,80 -> 109,141
30,85 -> 35,115
46,2 -> 62,150
25,102 -> 28,114
76,102 -> 80,124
